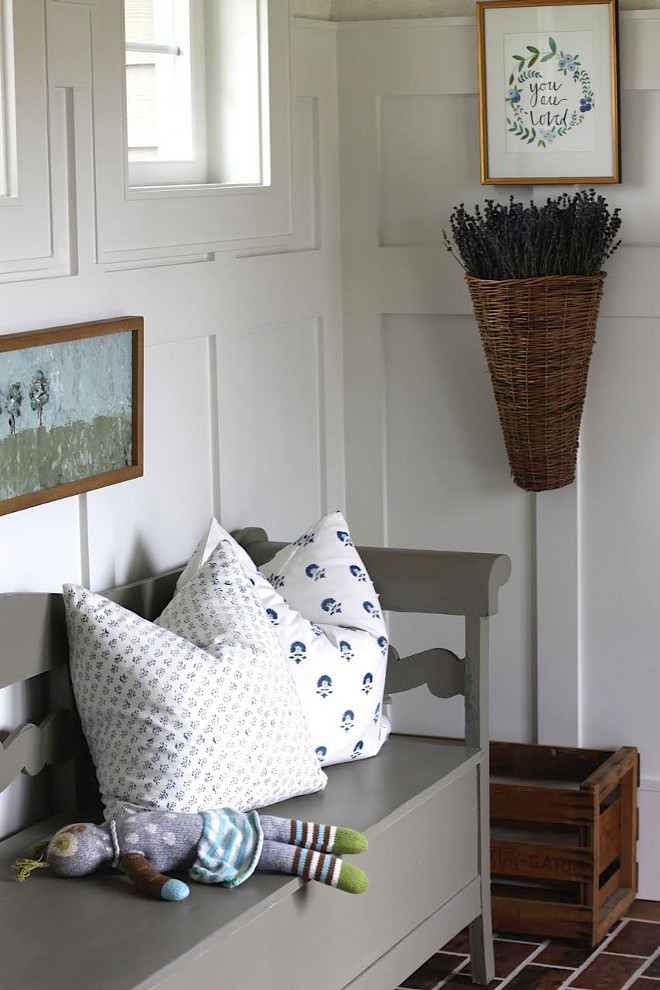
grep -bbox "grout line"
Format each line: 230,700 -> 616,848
609,951 -> 656,958
495,936 -> 548,946
617,946 -> 660,990
490,939 -> 552,989
435,954 -> 470,988
555,920 -> 631,990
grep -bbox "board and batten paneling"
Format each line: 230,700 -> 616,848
0,11 -> 343,839
337,10 -> 660,896
217,318 -> 327,538
381,314 -> 534,743
337,16 -> 533,750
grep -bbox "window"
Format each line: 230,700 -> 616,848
125,0 -> 205,185
124,0 -> 265,189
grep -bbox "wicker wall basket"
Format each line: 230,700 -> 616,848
466,273 -> 606,492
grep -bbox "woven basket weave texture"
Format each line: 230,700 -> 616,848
467,273 -> 606,492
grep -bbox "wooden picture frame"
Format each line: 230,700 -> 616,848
477,0 -> 620,184
0,316 -> 143,515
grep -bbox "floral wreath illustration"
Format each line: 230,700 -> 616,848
505,37 -> 595,148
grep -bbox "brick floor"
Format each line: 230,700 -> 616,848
397,903 -> 660,990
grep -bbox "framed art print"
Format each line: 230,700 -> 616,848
0,316 -> 143,515
477,0 -> 620,184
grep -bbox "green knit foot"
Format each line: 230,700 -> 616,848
337,861 -> 369,894
332,828 -> 368,855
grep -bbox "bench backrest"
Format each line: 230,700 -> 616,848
0,533 -> 510,835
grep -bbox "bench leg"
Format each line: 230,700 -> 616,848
465,617 -> 495,985
469,910 -> 495,985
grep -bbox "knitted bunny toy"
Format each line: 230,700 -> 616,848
31,808 -> 369,901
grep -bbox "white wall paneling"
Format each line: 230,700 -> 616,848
85,336 -> 216,591
580,14 -> 660,893
338,10 -> 660,895
382,315 -> 534,743
638,787 -> 660,900
0,12 -> 343,837
337,18 -> 535,749
0,499 -> 82,594
0,0 -> 71,280
535,483 -> 581,747
581,316 -> 660,777
216,317 -> 327,539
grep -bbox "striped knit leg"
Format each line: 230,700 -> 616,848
259,816 -> 368,855
257,840 -> 368,894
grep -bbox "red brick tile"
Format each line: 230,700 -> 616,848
441,929 -> 470,955
535,942 -> 595,968
642,956 -> 660,977
438,975 -> 501,990
568,953 -> 643,989
462,940 -> 539,978
506,965 -> 570,989
608,922 -> 660,957
628,980 -> 660,990
399,952 -> 463,988
628,903 -> 660,923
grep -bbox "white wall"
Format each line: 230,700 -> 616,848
2,0 -> 658,900
0,5 -> 342,836
336,11 -> 660,896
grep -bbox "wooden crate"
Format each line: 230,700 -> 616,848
490,741 -> 639,946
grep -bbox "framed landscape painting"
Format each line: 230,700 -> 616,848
477,0 -> 620,184
0,316 -> 143,515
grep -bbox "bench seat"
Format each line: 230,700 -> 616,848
1,737 -> 479,990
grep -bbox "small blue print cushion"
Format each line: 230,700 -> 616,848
64,541 -> 326,820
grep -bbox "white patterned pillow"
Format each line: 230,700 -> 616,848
177,512 -> 390,767
64,541 -> 326,820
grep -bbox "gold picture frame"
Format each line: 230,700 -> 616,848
477,0 -> 620,184
0,316 -> 144,515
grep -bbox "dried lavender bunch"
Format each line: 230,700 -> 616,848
443,190 -> 621,280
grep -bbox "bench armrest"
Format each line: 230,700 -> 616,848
235,529 -> 511,618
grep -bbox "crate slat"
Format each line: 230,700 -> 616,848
598,869 -> 621,908
491,838 -> 592,882
596,887 -> 636,943
492,895 -> 592,940
599,801 -> 621,870
582,747 -> 638,798
490,741 -> 612,782
491,782 -> 594,826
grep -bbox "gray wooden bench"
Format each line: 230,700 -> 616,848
0,529 -> 510,990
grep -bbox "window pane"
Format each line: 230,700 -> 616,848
125,0 -> 192,166
125,0 -> 156,46
126,61 -> 157,160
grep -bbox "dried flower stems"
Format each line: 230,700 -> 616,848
443,190 -> 621,281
